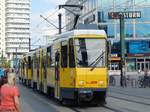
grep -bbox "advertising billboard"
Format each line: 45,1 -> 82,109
129,41 -> 150,54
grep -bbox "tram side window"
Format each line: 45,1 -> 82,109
23,62 -> 24,69
34,55 -> 37,68
28,56 -> 31,69
34,57 -> 36,67
69,39 -> 75,67
47,46 -> 53,67
61,44 -> 68,68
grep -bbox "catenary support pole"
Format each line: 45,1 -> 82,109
120,15 -> 125,87
58,13 -> 62,34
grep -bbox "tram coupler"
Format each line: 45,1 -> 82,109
78,89 -> 93,102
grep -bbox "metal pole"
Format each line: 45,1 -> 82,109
109,40 -> 112,71
2,50 -> 3,58
132,0 -> 136,38
58,13 -> 62,34
29,38 -> 31,52
120,15 -> 125,87
113,0 -> 117,39
2,50 -> 3,66
16,48 -> 17,59
15,48 -> 17,70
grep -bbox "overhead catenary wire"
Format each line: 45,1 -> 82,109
40,15 -> 59,29
36,8 -> 59,28
31,38 -> 41,45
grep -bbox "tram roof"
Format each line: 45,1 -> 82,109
54,29 -> 107,42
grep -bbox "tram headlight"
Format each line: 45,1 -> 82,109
79,81 -> 85,86
98,81 -> 104,86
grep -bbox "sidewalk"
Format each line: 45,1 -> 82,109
109,74 -> 141,87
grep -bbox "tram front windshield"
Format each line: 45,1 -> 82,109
75,38 -> 106,68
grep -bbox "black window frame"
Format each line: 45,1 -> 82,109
28,56 -> 31,69
61,41 -> 68,68
69,38 -> 75,68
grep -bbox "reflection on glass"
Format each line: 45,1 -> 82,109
75,38 -> 106,68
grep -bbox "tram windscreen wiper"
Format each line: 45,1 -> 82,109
89,51 -> 105,71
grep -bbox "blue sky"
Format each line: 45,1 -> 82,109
31,0 -> 62,14
31,0 -> 65,48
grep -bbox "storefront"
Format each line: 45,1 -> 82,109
126,57 -> 150,72
109,39 -> 150,75
126,40 -> 150,72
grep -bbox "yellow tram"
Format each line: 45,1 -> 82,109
20,28 -> 108,104
20,52 -> 33,86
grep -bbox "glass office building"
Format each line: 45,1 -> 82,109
65,0 -> 150,74
66,0 -> 150,37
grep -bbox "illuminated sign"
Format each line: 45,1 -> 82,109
129,41 -> 150,54
108,11 -> 141,19
111,54 -> 118,57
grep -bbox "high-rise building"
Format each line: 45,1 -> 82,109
5,0 -> 30,59
0,0 -> 6,57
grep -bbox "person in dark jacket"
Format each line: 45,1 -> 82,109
144,69 -> 149,88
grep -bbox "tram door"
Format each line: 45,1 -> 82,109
37,53 -> 40,90
55,51 -> 60,98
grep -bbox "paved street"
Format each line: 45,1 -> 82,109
19,83 -> 150,112
19,84 -> 75,112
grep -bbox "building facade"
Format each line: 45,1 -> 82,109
65,0 -> 150,74
109,38 -> 150,75
5,0 -> 30,59
0,0 -> 6,57
65,0 -> 150,38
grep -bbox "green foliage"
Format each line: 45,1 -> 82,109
0,55 -> 10,68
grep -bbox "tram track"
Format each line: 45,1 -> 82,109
102,105 -> 125,112
68,105 -> 126,112
110,89 -> 150,100
110,95 -> 150,106
109,89 -> 150,106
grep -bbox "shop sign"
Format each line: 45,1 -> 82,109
111,54 -> 118,57
127,53 -> 150,57
108,11 -> 141,19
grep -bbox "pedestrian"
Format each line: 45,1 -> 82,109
138,69 -> 141,75
144,69 -> 149,88
0,73 -> 20,112
0,76 -> 7,88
